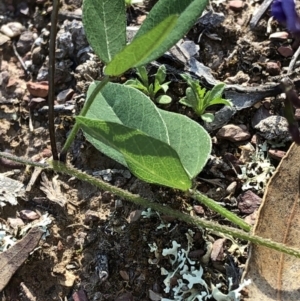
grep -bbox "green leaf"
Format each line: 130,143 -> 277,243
155,64 -> 167,84
136,66 -> 149,87
133,0 -> 208,66
76,117 -> 192,190
158,109 -> 211,178
105,15 -> 178,76
179,96 -> 193,108
82,0 -> 126,64
201,112 -> 214,123
203,83 -> 225,106
124,79 -> 149,94
84,81 -> 169,166
160,82 -> 170,93
156,95 -> 172,104
207,97 -> 232,107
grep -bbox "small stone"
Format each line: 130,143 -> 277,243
7,217 -> 24,229
27,81 -> 49,97
266,61 -> 281,76
228,0 -> 244,11
72,290 -> 89,301
31,47 -> 43,65
56,88 -> 74,103
0,22 -> 23,38
0,71 -> 10,86
193,205 -> 205,214
251,105 -> 272,128
19,210 -> 40,220
269,31 -> 289,40
277,45 -> 294,57
17,31 -> 35,55
254,115 -> 290,142
237,190 -> 262,214
84,210 -> 100,223
216,124 -> 251,142
0,33 -> 10,46
268,149 -> 286,161
295,108 -> 300,120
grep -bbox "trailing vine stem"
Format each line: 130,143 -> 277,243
1,151 -> 300,258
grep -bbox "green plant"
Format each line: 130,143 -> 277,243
61,0 -> 212,191
179,74 -> 232,122
2,0 -> 298,261
124,65 -> 172,104
125,0 -> 143,8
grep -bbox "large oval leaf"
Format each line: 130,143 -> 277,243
158,109 -> 211,178
83,0 -> 126,63
105,15 -> 178,76
84,81 -> 169,166
76,117 -> 192,190
132,0 -> 208,67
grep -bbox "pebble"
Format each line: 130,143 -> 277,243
0,22 -> 23,38
269,31 -> 289,40
277,45 -> 294,57
251,105 -> 271,128
266,61 -> 281,76
268,149 -> 286,160
237,190 -> 262,214
0,71 -> 10,86
295,108 -> 300,120
254,115 -> 290,142
0,33 -> 10,46
7,217 -> 24,229
17,30 -> 35,55
72,290 -> 89,301
57,88 -> 74,103
228,0 -> 244,11
26,81 -> 49,97
31,46 -> 43,65
216,124 -> 251,142
19,210 -> 40,220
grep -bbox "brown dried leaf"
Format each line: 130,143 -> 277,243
0,227 -> 43,291
40,172 -> 67,207
244,143 -> 300,300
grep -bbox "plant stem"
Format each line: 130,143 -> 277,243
59,76 -> 110,162
1,151 -> 300,259
190,189 -> 251,232
0,152 -> 48,168
48,0 -> 60,160
49,160 -> 300,259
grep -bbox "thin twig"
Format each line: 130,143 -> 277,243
249,0 -> 273,29
288,45 -> 300,73
48,0 -> 60,160
12,43 -> 29,76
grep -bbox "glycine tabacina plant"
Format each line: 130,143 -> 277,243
60,0 -> 212,192
1,0 -> 297,265
271,0 -> 300,143
124,65 -> 172,104
179,74 -> 232,122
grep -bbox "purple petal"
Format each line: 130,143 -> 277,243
272,0 -> 300,33
271,0 -> 286,23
